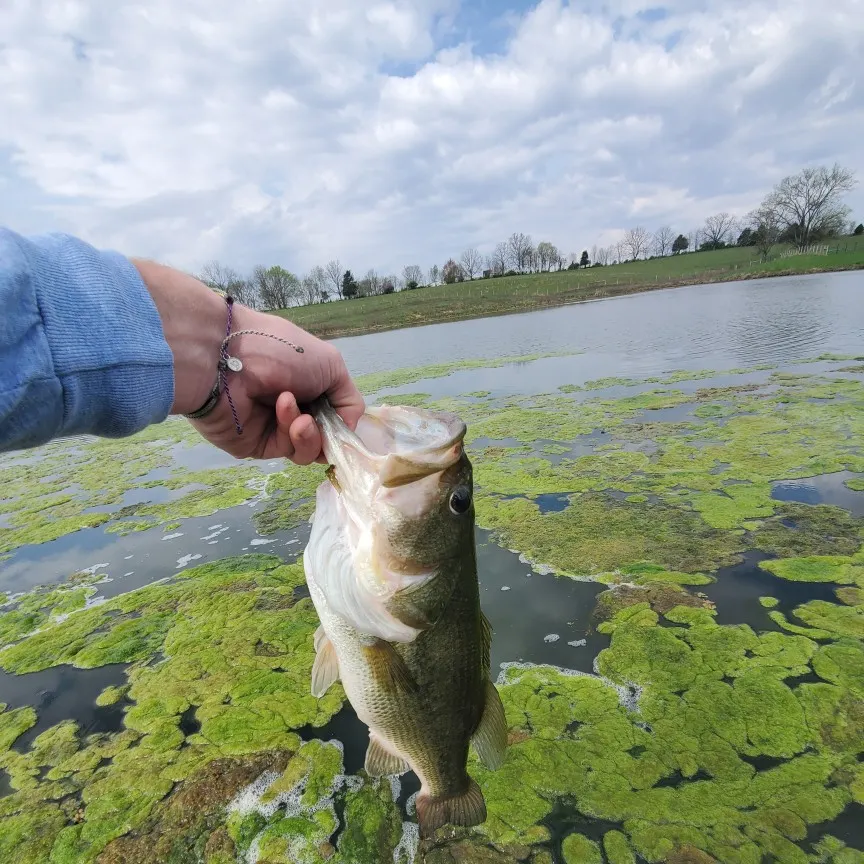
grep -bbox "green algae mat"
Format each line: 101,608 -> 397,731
1,355 -> 864,863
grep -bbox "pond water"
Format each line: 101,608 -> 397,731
2,270 -> 864,862
333,270 -> 864,377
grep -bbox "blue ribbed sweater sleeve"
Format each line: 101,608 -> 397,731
0,227 -> 175,452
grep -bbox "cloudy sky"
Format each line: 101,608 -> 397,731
1,0 -> 862,279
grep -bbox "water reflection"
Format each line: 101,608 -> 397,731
0,663 -> 129,752
332,271 -> 864,377
0,503 -> 306,597
771,472 -> 864,517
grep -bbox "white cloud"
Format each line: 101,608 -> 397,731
0,0 -> 862,277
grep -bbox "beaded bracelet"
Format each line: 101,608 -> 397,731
183,295 -> 304,435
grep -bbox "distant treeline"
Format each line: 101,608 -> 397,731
199,163 -> 862,311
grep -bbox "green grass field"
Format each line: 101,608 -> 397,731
275,237 -> 864,339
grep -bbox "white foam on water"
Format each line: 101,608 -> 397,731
405,790 -> 417,816
123,555 -> 134,560
496,660 -> 642,714
568,639 -> 587,647
162,533 -> 183,541
176,554 -> 202,568
227,739 -> 353,864
201,525 -> 230,541
393,822 -> 419,864
543,633 -> 560,643
500,586 -> 510,591
250,538 -> 278,546
81,562 -> 110,575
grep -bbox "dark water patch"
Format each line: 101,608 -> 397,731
534,493 -> 571,513
789,671 -> 823,687
476,529 -> 608,675
178,705 -> 201,737
396,772 -> 421,812
296,702 -> 369,776
806,801 -> 864,847
541,800 -> 622,858
470,436 -> 524,450
739,753 -> 790,772
0,503 -> 307,598
625,402 -> 702,424
81,483 -> 207,514
653,769 -> 713,788
702,550 -> 841,628
0,769 -> 10,798
0,662 -> 129,753
771,472 -> 864,517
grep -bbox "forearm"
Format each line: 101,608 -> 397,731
0,228 -> 176,452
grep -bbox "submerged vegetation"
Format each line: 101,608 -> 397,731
1,353 -> 864,861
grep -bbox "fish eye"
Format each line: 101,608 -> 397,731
449,486 -> 472,515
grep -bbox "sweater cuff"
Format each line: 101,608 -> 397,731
26,232 -> 176,438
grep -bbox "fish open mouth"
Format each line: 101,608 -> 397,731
310,399 -> 467,490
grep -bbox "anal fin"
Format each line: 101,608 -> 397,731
415,777 -> 487,839
311,626 -> 340,697
364,734 -> 409,777
471,679 -> 508,770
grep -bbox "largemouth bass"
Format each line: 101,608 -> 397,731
303,399 -> 507,838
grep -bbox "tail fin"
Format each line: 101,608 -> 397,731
415,777 -> 487,839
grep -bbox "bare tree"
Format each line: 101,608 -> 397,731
364,268 -> 383,296
702,212 -> 738,250
198,261 -> 260,308
299,265 -> 327,305
491,242 -> 508,275
764,163 -> 857,249
652,226 -> 675,257
689,228 -> 702,253
402,265 -> 423,288
325,259 -> 343,300
442,258 -> 463,284
747,204 -> 782,261
507,232 -> 533,272
459,247 -> 482,280
535,241 -> 558,271
199,260 -> 239,293
252,265 -> 300,310
623,226 -> 650,261
594,246 -> 610,266
428,264 -> 440,286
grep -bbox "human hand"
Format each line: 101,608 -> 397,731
132,259 -> 364,464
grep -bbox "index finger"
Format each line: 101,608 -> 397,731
325,353 -> 365,431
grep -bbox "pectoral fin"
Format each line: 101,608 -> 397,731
361,639 -> 418,695
311,626 -> 340,697
471,680 -> 508,770
365,734 -> 409,776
